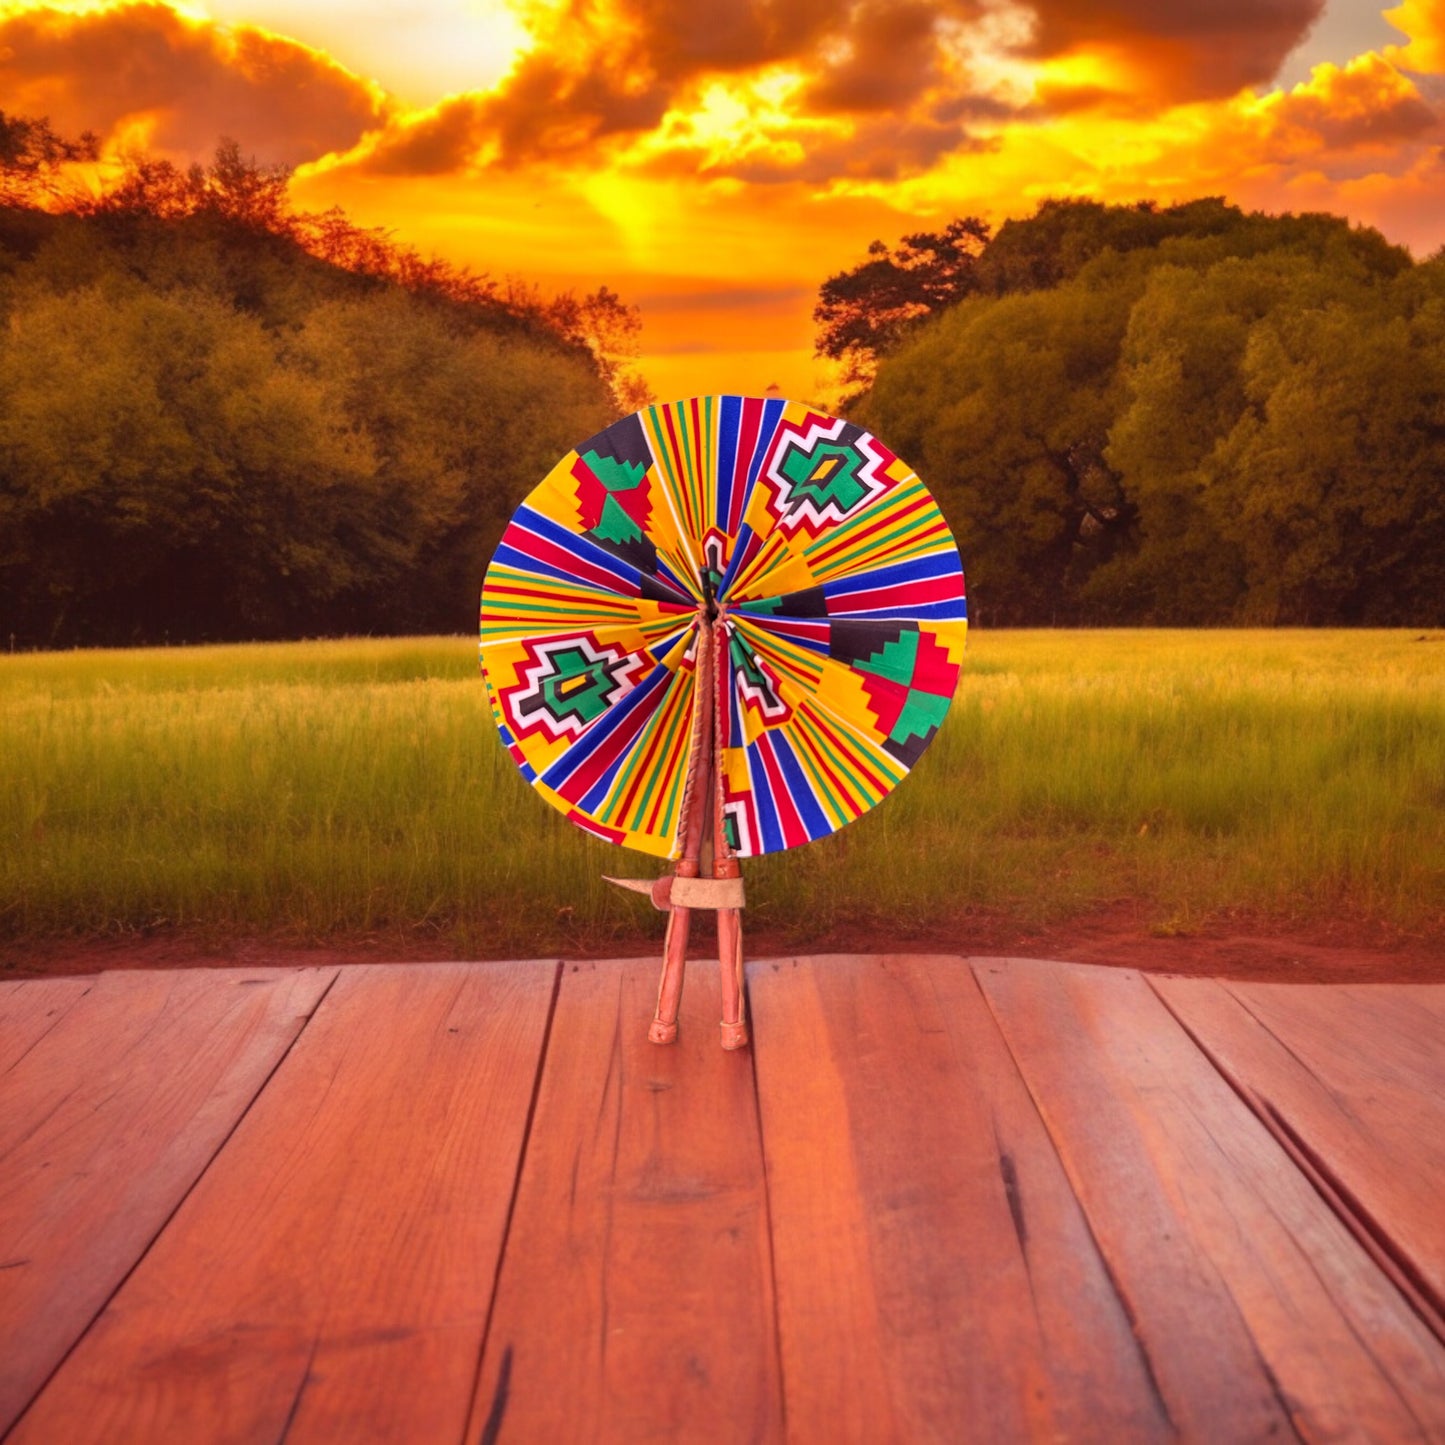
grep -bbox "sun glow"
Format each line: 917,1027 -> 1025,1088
198,0 -> 531,104
5,0 -> 1444,401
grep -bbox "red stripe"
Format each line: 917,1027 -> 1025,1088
506,525 -> 638,597
568,811 -> 626,845
744,616 -> 830,646
484,584 -> 633,611
804,707 -> 890,795
732,400 -> 763,533
793,722 -> 861,818
555,686 -> 662,804
827,575 -> 963,614
807,493 -> 932,568
755,733 -> 810,849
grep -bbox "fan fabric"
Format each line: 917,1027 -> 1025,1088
479,396 -> 967,858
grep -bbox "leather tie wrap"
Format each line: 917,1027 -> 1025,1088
604,875 -> 747,912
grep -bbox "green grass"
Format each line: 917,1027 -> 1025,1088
2,630 -> 1442,954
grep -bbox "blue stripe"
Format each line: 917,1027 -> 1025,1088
578,754 -> 627,812
741,617 -> 830,654
539,660 -> 673,789
715,396 -> 741,535
488,544 -> 614,593
719,398 -> 786,594
654,555 -> 697,599
717,523 -> 759,598
747,739 -> 785,853
747,398 -> 786,488
826,599 -> 969,621
513,507 -> 643,589
768,732 -> 831,840
821,550 -> 962,597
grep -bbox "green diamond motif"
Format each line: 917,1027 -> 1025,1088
778,438 -> 870,514
539,646 -> 621,728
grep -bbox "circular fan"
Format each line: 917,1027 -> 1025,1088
479,396 -> 967,1048
480,395 -> 967,857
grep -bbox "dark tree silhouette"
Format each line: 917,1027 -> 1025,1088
813,217 -> 990,394
0,111 -> 98,204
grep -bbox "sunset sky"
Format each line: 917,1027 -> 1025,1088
4,0 -> 1444,400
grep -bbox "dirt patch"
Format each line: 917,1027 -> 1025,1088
2,905 -> 1441,984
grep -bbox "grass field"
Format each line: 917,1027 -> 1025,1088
3,630 -> 1442,955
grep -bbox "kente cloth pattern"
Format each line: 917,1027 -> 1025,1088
479,396 -> 968,858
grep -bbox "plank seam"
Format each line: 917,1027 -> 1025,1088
964,960 -> 1181,1438
1148,977 -> 1445,1351
462,959 -> 564,1445
1,966 -> 343,1442
1,981 -> 96,1078
741,964 -> 789,1441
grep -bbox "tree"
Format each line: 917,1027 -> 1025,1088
544,284 -> 653,410
0,112 -> 98,206
1204,277 -> 1445,623
855,200 -> 1439,625
856,252 -> 1145,623
1086,254 -> 1324,622
0,285 -> 376,642
294,290 -> 614,633
975,198 -> 1240,296
0,113 -> 643,644
814,217 -> 990,395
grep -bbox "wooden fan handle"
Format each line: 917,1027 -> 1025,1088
649,613 -> 714,1044
712,607 -> 749,1050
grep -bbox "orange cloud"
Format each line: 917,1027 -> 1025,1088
313,0 -> 1018,182
1016,0 -> 1326,102
1256,52 -> 1438,153
6,0 -> 1444,401
0,2 -> 388,165
1386,0 -> 1445,74
303,0 -> 1382,193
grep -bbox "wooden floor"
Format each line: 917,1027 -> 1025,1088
2,956 -> 1443,1444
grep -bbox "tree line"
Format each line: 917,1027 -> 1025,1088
4,107 -> 1442,642
0,115 -> 637,646
828,199 -> 1445,625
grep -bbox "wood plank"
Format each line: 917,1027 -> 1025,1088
0,966 -> 336,1435
0,976 -> 94,1075
10,961 -> 556,1445
975,957 -> 1445,1443
470,957 -> 781,1444
747,954 -> 1169,1443
1154,977 -> 1445,1329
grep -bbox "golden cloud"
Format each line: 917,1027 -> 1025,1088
0,1 -> 388,165
1385,0 -> 1445,75
303,0 -> 1404,194
1015,0 -> 1326,102
7,0 -> 1443,405
1256,53 -> 1438,153
311,0 -> 1018,181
